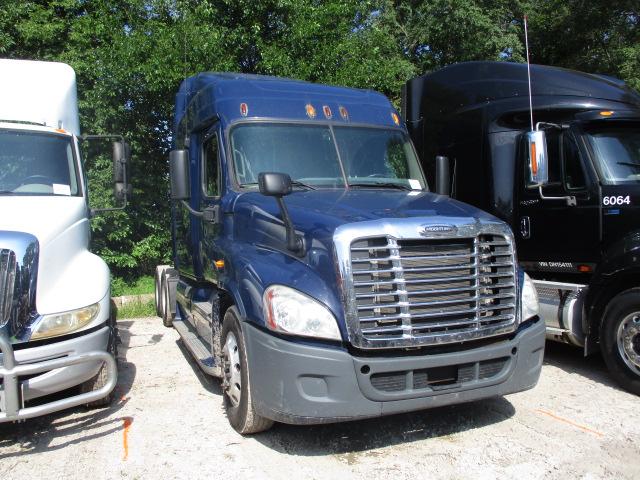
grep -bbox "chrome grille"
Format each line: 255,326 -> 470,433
0,249 -> 17,328
348,234 -> 517,348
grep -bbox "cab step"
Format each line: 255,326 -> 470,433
172,319 -> 221,377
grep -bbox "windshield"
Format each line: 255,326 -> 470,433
585,123 -> 640,185
0,130 -> 79,195
230,123 -> 426,190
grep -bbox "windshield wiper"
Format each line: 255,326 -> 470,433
617,162 -> 640,169
348,182 -> 413,191
241,180 -> 317,190
291,180 -> 317,190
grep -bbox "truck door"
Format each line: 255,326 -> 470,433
516,128 -> 601,273
199,124 -> 224,286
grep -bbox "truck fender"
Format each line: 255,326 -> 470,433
220,248 -> 343,335
585,229 -> 640,345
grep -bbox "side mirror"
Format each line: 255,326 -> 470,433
258,172 -> 304,256
435,155 -> 450,196
258,172 -> 292,197
525,130 -> 549,188
112,141 -> 132,202
112,141 -> 131,182
169,149 -> 190,200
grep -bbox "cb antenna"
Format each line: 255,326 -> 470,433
524,15 -> 534,132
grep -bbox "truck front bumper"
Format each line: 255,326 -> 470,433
0,326 -> 117,423
244,318 -> 545,425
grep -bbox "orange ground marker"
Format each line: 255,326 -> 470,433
122,417 -> 133,460
535,409 -> 604,437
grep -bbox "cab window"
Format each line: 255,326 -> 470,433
562,134 -> 586,190
203,133 -> 220,197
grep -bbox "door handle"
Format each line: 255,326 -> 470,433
520,216 -> 531,239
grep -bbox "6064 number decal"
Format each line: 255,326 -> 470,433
603,195 -> 631,206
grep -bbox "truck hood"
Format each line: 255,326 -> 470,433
232,188 -> 505,262
234,188 -> 499,229
0,196 -> 89,247
0,196 -> 110,317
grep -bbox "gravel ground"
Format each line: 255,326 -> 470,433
1,316 -> 638,480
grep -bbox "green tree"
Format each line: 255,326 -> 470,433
523,0 -> 639,90
381,0 -> 526,73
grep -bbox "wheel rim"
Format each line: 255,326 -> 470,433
222,332 -> 242,408
617,312 -> 640,373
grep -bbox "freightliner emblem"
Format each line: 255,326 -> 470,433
419,224 -> 457,236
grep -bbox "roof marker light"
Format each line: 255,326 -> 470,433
306,104 -> 317,119
323,105 -> 332,119
339,106 -> 348,120
240,103 -> 248,116
391,112 -> 400,126
600,111 -> 614,117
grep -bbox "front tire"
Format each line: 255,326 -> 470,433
221,308 -> 273,434
601,288 -> 640,395
81,302 -> 119,407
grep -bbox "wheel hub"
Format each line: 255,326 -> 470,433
617,314 -> 640,371
222,332 -> 242,408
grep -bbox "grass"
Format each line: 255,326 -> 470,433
116,299 -> 155,319
111,275 -> 154,297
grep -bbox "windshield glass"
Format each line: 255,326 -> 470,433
0,130 -> 79,195
585,123 -> 640,185
230,123 -> 426,190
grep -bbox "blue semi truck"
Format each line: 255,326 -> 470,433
155,73 -> 545,433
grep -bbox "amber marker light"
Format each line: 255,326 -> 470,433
600,111 -> 614,117
323,105 -> 332,119
391,112 -> 400,125
240,102 -> 248,116
214,259 -> 225,269
305,104 -> 317,119
339,106 -> 348,120
530,142 -> 538,175
55,128 -> 66,133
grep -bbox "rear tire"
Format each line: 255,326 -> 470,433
221,308 -> 273,434
601,288 -> 640,395
161,275 -> 173,327
154,265 -> 170,317
81,302 -> 118,407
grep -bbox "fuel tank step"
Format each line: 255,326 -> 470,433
172,319 -> 221,377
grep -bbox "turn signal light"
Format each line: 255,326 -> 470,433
530,142 -> 538,175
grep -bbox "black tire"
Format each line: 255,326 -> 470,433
601,288 -> 640,395
154,265 -> 170,317
161,275 -> 173,327
221,308 -> 273,434
81,304 -> 119,407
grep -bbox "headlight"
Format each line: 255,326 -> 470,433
520,273 -> 539,321
30,303 -> 100,340
263,285 -> 341,341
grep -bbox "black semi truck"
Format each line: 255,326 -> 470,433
403,61 -> 640,394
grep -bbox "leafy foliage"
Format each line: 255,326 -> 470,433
1,0 -> 637,281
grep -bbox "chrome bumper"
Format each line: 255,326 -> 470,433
0,333 -> 117,423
